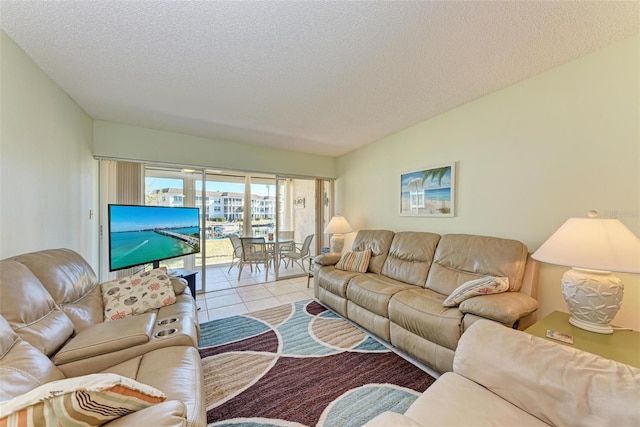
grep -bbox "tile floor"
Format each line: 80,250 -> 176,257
195,264 -> 314,323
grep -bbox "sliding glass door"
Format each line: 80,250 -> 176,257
141,165 -> 334,289
275,176 -> 317,280
195,173 -> 246,269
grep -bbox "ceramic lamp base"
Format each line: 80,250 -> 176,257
329,234 -> 345,254
561,268 -> 624,335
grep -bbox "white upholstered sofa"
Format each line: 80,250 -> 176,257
364,320 -> 640,426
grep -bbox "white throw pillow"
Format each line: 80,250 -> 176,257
102,268 -> 177,321
442,276 -> 509,307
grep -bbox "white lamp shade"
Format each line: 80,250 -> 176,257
324,215 -> 353,235
532,217 -> 640,273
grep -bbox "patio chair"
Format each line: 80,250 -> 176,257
277,230 -> 295,265
227,234 -> 243,273
281,234 -> 314,272
238,237 -> 273,281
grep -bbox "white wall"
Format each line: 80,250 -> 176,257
0,31 -> 98,264
337,35 -> 640,330
94,121 -> 337,179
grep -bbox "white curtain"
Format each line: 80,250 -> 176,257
98,160 -> 144,281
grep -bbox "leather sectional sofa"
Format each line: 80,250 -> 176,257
0,248 -> 205,426
364,319 -> 640,426
314,230 -> 540,373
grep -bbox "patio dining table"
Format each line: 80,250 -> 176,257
240,236 -> 294,245
239,236 -> 294,256
239,236 -> 295,269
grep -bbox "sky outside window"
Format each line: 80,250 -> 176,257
145,177 -> 272,196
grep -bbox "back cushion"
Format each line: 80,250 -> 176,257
351,230 -> 395,274
0,260 -> 74,356
381,232 -> 441,286
0,315 -> 65,402
11,249 -> 103,330
426,234 -> 528,295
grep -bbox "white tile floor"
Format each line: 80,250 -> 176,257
198,260 -> 309,291
195,265 -> 314,323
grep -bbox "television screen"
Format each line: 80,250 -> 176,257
108,204 -> 201,272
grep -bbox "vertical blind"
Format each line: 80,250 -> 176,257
98,159 -> 144,281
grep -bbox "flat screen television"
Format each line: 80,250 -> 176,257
108,204 -> 201,272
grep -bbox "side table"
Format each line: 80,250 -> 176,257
524,311 -> 640,368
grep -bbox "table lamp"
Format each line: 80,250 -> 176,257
532,211 -> 640,334
324,215 -> 353,254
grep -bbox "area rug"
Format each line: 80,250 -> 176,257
198,299 -> 436,427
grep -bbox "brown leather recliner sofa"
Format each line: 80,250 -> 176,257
0,248 -> 205,426
314,230 -> 540,373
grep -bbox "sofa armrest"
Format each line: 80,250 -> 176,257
103,400 -> 187,427
313,254 -> 342,266
52,313 -> 156,365
458,292 -> 539,325
170,277 -> 188,295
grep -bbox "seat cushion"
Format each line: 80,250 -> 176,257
102,346 -> 205,427
317,266 -> 359,298
389,288 -> 463,351
402,373 -> 548,427
347,275 -> 413,318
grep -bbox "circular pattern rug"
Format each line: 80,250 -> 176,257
198,299 -> 435,426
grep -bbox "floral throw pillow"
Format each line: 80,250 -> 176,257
442,276 -> 510,307
101,268 -> 177,321
0,373 -> 166,427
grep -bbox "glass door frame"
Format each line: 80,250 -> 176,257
274,175 -> 332,281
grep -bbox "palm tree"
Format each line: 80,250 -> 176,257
423,167 -> 450,186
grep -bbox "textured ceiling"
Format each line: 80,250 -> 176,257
1,1 -> 638,157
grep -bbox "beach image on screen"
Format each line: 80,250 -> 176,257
109,205 -> 200,271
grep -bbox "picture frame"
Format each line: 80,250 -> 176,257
400,162 -> 456,217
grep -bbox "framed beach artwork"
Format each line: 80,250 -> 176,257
400,162 -> 456,217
